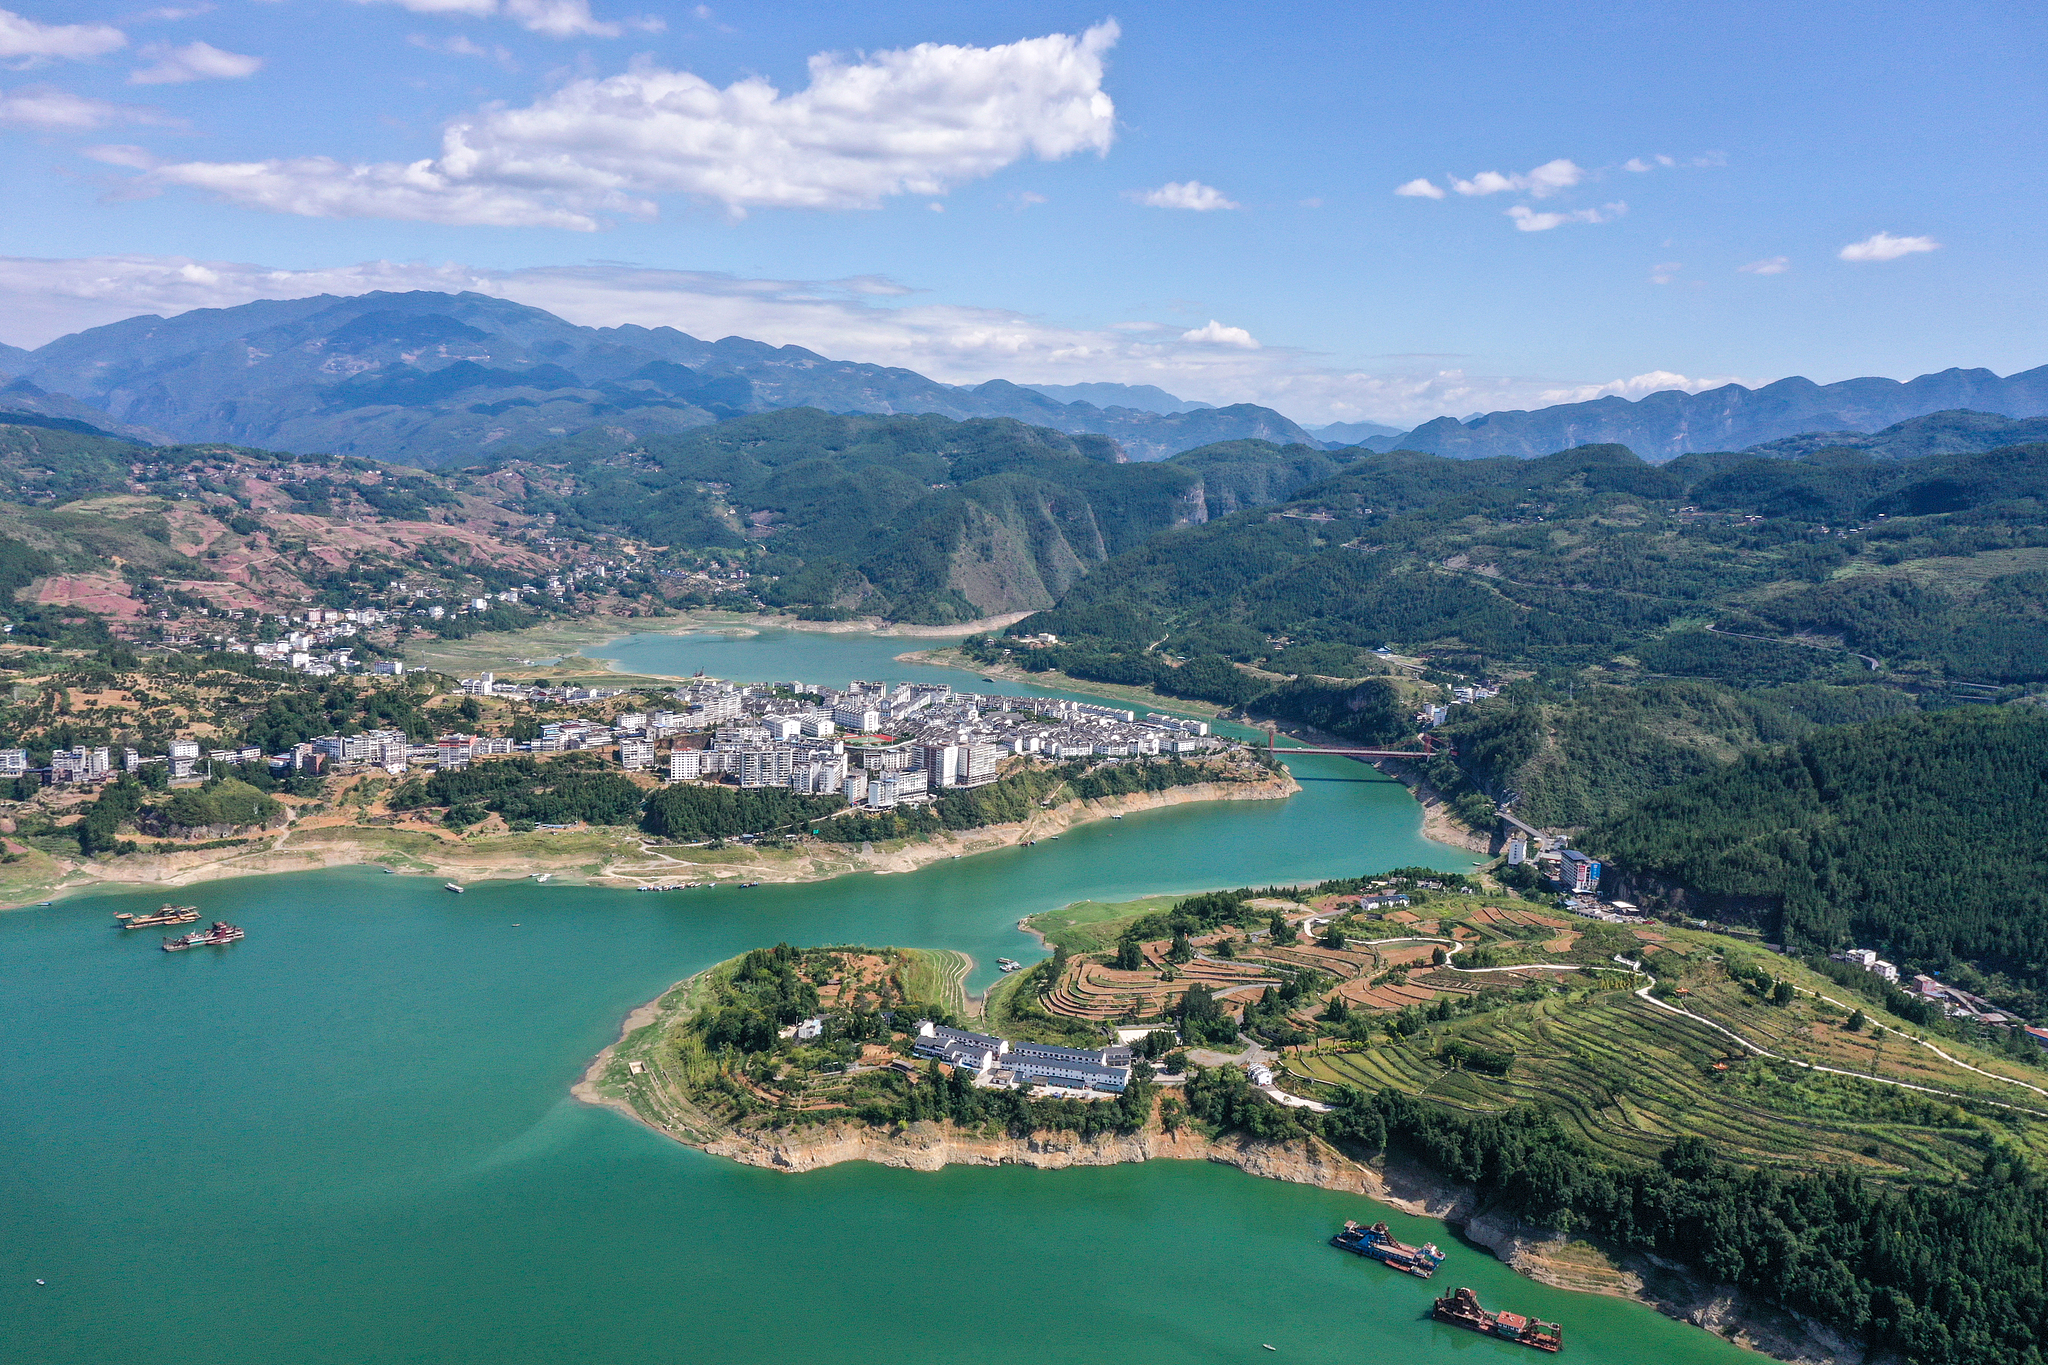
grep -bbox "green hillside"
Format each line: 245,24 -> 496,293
505,408 -> 1211,623
1000,439 -> 2048,681
1587,706 -> 2048,997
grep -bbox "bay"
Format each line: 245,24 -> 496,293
1,628 -> 1756,1364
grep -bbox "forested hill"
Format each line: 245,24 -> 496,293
1005,438 -> 2048,683
504,408 -> 1221,624
1587,707 -> 2048,997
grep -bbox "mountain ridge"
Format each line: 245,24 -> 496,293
5,291 -> 1317,468
1362,365 -> 2048,461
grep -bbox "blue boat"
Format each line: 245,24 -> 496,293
1329,1220 -> 1446,1278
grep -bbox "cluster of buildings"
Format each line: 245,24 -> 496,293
638,679 -> 1222,810
911,1021 -> 1136,1094
190,554 -> 646,678
1,740 -> 269,785
18,666 -> 1229,815
1906,973 -> 2022,1028
1421,682 -> 1502,728
1829,947 -> 1901,984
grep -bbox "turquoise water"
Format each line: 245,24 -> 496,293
585,623 -> 1211,721
0,629 -> 1757,1365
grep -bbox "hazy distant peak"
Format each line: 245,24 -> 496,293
1020,381 -> 1215,414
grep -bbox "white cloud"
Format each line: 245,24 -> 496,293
0,253 -> 1762,428
1532,370 -> 1741,405
1649,261 -> 1682,284
1180,320 -> 1258,348
1506,201 -> 1624,232
351,0 -> 653,38
128,39 -> 260,83
1839,232 -> 1940,262
408,32 -> 516,68
0,83 -> 175,127
0,6 -> 125,63
1739,256 -> 1789,275
1623,154 -> 1675,173
125,4 -> 214,19
141,22 -> 1119,227
1132,180 -> 1237,211
1450,158 -> 1583,199
1392,177 -> 1444,199
82,141 -> 156,166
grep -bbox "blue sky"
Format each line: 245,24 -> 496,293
0,0 -> 2041,425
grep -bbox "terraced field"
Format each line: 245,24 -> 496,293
1291,983 -> 2048,1179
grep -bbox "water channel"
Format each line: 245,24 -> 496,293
0,627 -> 1757,1365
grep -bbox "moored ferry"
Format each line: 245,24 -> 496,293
1330,1220 -> 1446,1278
445,883 -> 465,893
116,905 -> 200,929
163,922 -> 244,952
1431,1286 -> 1563,1352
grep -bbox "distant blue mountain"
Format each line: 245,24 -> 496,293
1309,419 -> 1404,446
1367,367 -> 2048,461
8,292 -> 1313,467
1019,382 -> 1214,414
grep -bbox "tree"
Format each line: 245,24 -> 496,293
1845,1008 -> 1867,1032
1771,980 -> 1796,1006
1112,938 -> 1145,971
1269,911 -> 1298,945
1320,922 -> 1347,950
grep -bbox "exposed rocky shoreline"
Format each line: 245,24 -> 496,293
576,1024 -> 1871,1365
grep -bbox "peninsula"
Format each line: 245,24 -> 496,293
579,875 -> 2048,1365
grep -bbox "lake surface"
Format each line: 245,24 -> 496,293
0,630 -> 1755,1365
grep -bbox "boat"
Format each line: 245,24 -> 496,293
533,874 -> 551,883
1431,1286 -> 1563,1352
445,883 -> 464,894
737,881 -> 760,888
1330,1220 -> 1446,1278
1111,814 -> 1124,820
997,958 -> 1022,972
115,905 -> 200,929
162,921 -> 244,952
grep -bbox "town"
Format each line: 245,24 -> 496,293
4,668 -> 1230,815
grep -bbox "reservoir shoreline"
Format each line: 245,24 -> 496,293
0,771 -> 1299,911
9,617 -> 1757,1365
574,972 -> 1848,1365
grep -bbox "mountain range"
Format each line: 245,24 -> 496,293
1363,366 -> 2048,461
0,291 -> 1316,468
1,288 -> 2044,470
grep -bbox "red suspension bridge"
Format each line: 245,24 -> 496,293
1261,724 -> 1453,760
